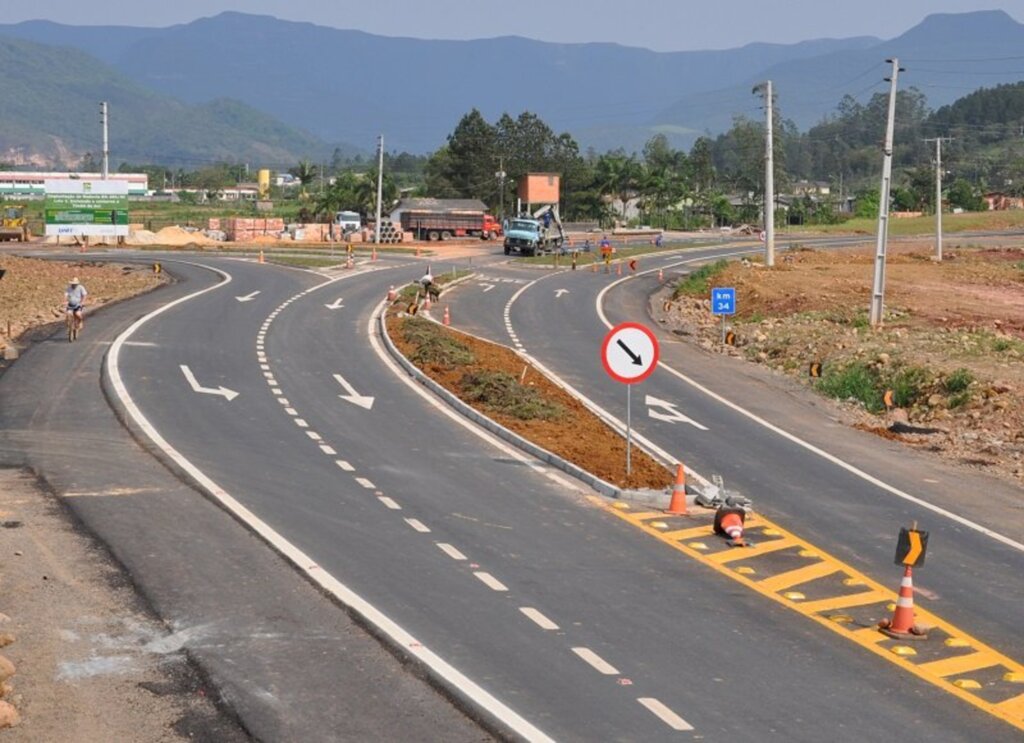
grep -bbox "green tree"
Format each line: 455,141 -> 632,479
595,151 -> 641,223
946,178 -> 985,211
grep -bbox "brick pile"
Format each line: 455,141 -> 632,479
224,218 -> 285,242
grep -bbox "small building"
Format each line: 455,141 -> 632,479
984,192 -> 1024,211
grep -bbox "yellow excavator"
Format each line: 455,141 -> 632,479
0,205 -> 28,242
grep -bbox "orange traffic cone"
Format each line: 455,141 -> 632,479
616,261 -> 622,276
665,464 -> 688,515
658,268 -> 664,282
714,506 -> 747,547
443,306 -> 451,326
372,246 -> 377,262
424,293 -> 432,310
346,255 -> 354,269
878,565 -> 929,639
387,285 -> 397,301
258,249 -> 264,264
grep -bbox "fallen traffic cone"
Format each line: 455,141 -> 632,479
665,464 -> 688,515
443,305 -> 451,326
714,506 -> 747,547
387,285 -> 397,301
258,249 -> 264,264
878,565 -> 929,639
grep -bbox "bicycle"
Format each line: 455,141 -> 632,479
65,305 -> 83,342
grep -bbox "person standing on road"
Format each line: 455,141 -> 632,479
600,235 -> 614,273
419,266 -> 441,300
65,276 -> 88,329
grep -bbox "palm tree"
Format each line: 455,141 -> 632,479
595,153 -> 640,224
293,159 -> 316,198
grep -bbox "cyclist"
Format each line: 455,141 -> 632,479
65,276 -> 88,331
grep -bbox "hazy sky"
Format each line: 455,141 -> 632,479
5,1 -> 1017,50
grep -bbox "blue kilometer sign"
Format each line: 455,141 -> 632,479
711,287 -> 736,315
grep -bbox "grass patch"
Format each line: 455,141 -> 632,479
888,365 -> 931,408
949,391 -> 972,409
460,370 -> 563,421
267,255 -> 345,268
402,317 -> 474,369
943,368 -> 974,394
816,362 -> 883,411
673,259 -> 729,299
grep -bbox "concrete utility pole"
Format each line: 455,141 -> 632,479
924,137 -> 952,261
753,81 -> 775,266
869,59 -> 903,327
374,134 -> 384,245
100,102 -> 109,179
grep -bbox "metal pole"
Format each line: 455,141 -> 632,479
374,134 -> 384,245
101,102 -> 109,180
721,315 -> 726,345
935,138 -> 943,261
626,384 -> 632,478
764,80 -> 775,267
869,58 -> 902,327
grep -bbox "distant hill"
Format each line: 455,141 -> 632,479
0,35 -> 352,169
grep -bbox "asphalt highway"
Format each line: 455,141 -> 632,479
103,253 -> 1015,739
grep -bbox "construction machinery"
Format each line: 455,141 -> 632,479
502,205 -> 564,256
0,205 -> 28,242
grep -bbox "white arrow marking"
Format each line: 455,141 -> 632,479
324,298 -> 345,310
555,289 -> 570,298
180,365 -> 239,401
333,373 -> 374,410
645,395 -> 707,430
480,283 -> 496,293
235,291 -> 261,302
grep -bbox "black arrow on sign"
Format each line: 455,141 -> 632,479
616,339 -> 643,366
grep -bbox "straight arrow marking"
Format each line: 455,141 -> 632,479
480,284 -> 496,293
555,289 -> 570,298
333,373 -> 374,410
235,291 -> 261,302
180,364 -> 239,401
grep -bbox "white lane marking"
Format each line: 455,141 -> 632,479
263,371 -> 275,379
333,373 -> 375,410
271,388 -> 283,396
405,518 -> 431,533
179,364 -> 240,401
546,474 -> 578,491
520,607 -> 559,630
637,698 -> 694,731
306,431 -> 322,441
355,477 -> 375,489
378,496 -> 401,510
123,341 -> 158,347
295,418 -> 309,428
267,380 -> 278,387
571,647 -> 619,675
474,572 -> 508,592
285,407 -> 298,415
260,364 -> 270,371
646,394 -> 708,430
324,297 -> 345,310
593,260 -> 1024,555
277,398 -> 290,405
436,543 -> 467,561
335,460 -> 355,472
320,445 -> 337,455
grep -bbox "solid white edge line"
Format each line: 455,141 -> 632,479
473,572 -> 509,592
519,607 -> 559,631
106,262 -> 554,743
594,255 -> 1024,555
571,647 -> 619,675
637,697 -> 694,731
436,542 -> 467,561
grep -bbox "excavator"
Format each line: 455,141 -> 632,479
0,205 -> 28,242
502,205 -> 565,257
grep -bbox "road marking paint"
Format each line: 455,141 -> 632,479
285,407 -> 298,415
520,607 -> 559,630
918,652 -> 1001,677
436,543 -> 467,561
260,364 -> 270,370
263,371 -> 275,379
320,445 -> 337,455
637,698 -> 694,731
355,477 -> 375,489
546,473 -> 578,490
307,432 -> 322,441
474,572 -> 508,592
797,591 -> 888,614
405,518 -> 431,533
378,496 -> 401,510
571,647 -> 619,675
757,561 -> 841,592
295,418 -> 309,427
267,380 -> 278,387
277,398 -> 289,405
335,460 -> 355,472
271,388 -> 282,396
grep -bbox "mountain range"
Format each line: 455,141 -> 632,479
0,10 -> 1022,166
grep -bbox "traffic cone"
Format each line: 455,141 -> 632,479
443,306 -> 451,326
346,255 -> 354,269
416,245 -> 422,258
387,285 -> 397,301
665,464 -> 688,515
258,249 -> 264,264
424,293 -> 432,310
714,506 -> 747,547
878,565 -> 929,639
616,261 -> 622,276
372,246 -> 378,262
658,268 -> 664,282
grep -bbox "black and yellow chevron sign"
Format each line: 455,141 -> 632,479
895,527 -> 929,567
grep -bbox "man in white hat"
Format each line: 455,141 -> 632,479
65,276 -> 88,331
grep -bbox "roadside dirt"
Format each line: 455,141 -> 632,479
657,237 -> 1024,485
0,255 -> 164,353
0,470 -> 246,740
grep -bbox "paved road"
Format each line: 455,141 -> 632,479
100,254 -> 1014,739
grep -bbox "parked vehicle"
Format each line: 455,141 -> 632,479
502,206 -> 564,256
334,210 -> 362,235
0,205 -> 28,242
399,210 -> 502,241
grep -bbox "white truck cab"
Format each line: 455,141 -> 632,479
335,211 -> 362,234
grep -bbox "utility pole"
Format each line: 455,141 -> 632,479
869,59 -> 903,327
496,156 -> 506,219
924,137 -> 951,261
753,81 -> 775,266
100,101 -> 109,179
374,134 -> 384,245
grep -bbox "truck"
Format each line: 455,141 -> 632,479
502,206 -> 565,257
0,205 -> 28,242
399,210 -> 502,241
334,210 -> 362,235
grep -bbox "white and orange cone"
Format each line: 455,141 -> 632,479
443,306 -> 451,326
258,249 -> 264,264
714,506 -> 747,547
879,565 -> 929,639
665,464 -> 688,515
423,293 -> 432,310
658,268 -> 664,282
372,246 -> 378,262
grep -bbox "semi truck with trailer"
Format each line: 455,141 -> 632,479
399,210 -> 502,241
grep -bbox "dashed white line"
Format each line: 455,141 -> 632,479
277,398 -> 289,405
405,518 -> 431,533
267,380 -> 278,387
378,496 -> 401,510
519,607 -> 559,631
295,419 -> 309,428
260,363 -> 270,370
306,431 -> 322,441
335,460 -> 355,472
571,647 -> 619,675
263,371 -> 275,379
271,389 -> 283,396
320,444 -> 337,455
637,698 -> 694,731
436,543 -> 467,561
355,477 -> 375,489
474,572 -> 509,592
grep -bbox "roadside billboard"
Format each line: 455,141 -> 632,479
44,179 -> 129,237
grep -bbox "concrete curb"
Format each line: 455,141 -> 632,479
379,309 -> 624,499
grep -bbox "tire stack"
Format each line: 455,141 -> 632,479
373,221 -> 404,244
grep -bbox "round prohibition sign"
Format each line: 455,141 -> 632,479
601,322 -> 660,385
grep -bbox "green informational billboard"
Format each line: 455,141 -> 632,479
44,179 -> 130,237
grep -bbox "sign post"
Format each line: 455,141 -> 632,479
601,322 -> 660,478
711,287 -> 736,345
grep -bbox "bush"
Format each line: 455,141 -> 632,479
944,368 -> 974,394
673,259 -> 728,299
816,362 -> 883,411
887,366 -> 931,408
402,318 -> 474,369
460,371 -> 563,421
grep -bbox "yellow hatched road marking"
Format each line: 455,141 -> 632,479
918,652 -> 1001,678
758,561 -> 841,592
707,537 -> 796,564
590,496 -> 1024,732
661,525 -> 715,541
798,591 -> 889,614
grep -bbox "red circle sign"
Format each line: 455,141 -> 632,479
601,322 -> 660,385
